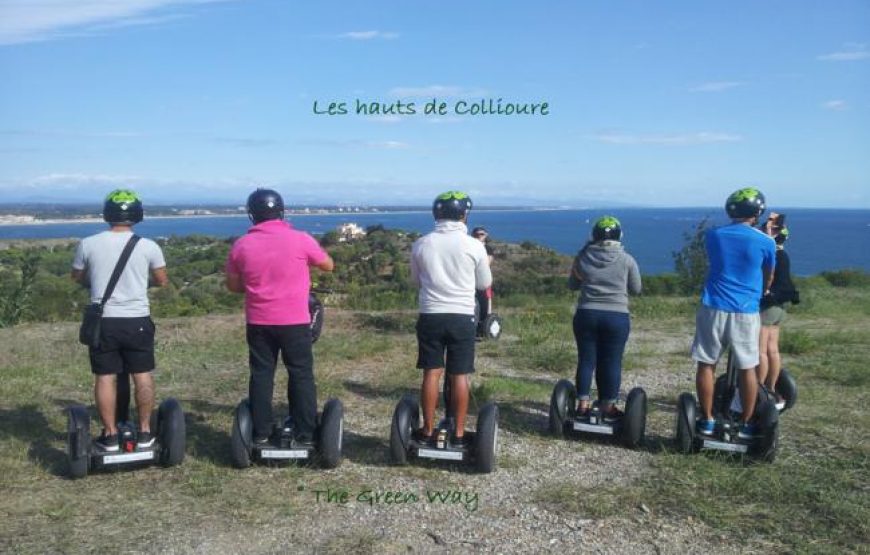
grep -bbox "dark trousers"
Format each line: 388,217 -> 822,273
573,309 -> 630,404
246,324 -> 316,440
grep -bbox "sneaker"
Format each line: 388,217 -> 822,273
602,407 -> 624,423
95,433 -> 120,452
136,430 -> 156,449
253,436 -> 270,447
412,428 -> 435,443
738,423 -> 761,440
450,434 -> 472,448
696,419 -> 716,436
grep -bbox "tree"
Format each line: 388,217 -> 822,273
0,251 -> 40,327
672,217 -> 712,295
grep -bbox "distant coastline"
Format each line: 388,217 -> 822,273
0,207 -> 567,226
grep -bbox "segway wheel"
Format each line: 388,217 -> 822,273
675,393 -> 697,455
751,402 -> 779,463
231,399 -> 253,469
389,396 -> 418,465
482,314 -> 502,340
157,398 -> 186,467
67,405 -> 90,479
775,368 -> 797,412
548,379 -> 575,437
318,398 -> 344,469
475,403 -> 499,474
622,387 -> 647,449
309,294 -> 324,344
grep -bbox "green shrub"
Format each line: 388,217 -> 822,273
821,269 -> 870,288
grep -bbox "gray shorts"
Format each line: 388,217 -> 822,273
691,305 -> 760,369
761,305 -> 786,326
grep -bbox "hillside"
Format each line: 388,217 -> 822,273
0,259 -> 868,552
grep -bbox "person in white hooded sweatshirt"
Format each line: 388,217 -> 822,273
410,191 -> 492,445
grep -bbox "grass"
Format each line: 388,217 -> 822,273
516,284 -> 870,553
1,280 -> 868,552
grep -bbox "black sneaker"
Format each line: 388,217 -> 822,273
602,407 -> 624,423
137,430 -> 156,449
412,428 -> 435,443
95,433 -> 119,452
450,434 -> 472,448
253,436 -> 271,447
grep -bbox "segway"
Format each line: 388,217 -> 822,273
230,398 -> 344,469
475,293 -> 502,341
389,377 -> 498,473
66,397 -> 186,479
548,379 -> 647,448
674,347 -> 797,462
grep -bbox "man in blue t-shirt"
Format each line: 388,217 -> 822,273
691,187 -> 776,440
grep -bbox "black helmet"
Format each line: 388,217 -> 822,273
725,187 -> 766,219
591,215 -> 622,241
432,190 -> 472,221
247,188 -> 284,224
775,226 -> 789,245
103,189 -> 144,225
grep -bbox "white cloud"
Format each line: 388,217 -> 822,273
822,99 -> 849,111
2,128 -> 143,138
595,131 -> 743,146
333,30 -> 398,40
689,81 -> 743,93
365,115 -> 403,124
0,0 -> 230,45
389,85 -> 488,98
300,138 -> 410,150
817,43 -> 870,61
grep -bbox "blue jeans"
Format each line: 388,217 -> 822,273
573,309 -> 631,404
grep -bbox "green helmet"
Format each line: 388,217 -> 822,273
103,189 -> 143,225
432,190 -> 473,221
592,215 -> 622,241
725,187 -> 766,219
775,226 -> 789,245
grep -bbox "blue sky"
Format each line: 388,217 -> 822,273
0,0 -> 868,207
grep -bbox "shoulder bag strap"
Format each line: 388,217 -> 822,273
99,235 -> 141,308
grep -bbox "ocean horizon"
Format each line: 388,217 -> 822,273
1,207 -> 867,276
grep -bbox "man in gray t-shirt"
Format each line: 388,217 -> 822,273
71,190 -> 168,452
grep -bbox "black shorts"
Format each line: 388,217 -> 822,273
416,313 -> 476,375
89,317 -> 156,375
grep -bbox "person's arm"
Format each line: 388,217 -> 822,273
475,244 -> 493,290
225,242 -> 245,293
150,267 -> 169,288
71,241 -> 88,286
70,268 -> 87,285
147,243 -> 169,288
567,254 -> 583,290
314,254 -> 334,272
225,271 -> 245,293
762,241 -> 776,294
627,256 -> 642,295
410,251 -> 420,286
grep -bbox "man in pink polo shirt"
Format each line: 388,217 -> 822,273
225,188 -> 334,446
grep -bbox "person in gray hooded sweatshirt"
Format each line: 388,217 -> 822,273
568,215 -> 642,419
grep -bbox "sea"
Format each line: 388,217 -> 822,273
1,208 -> 867,276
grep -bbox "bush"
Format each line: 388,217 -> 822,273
821,269 -> 870,288
672,217 -> 712,295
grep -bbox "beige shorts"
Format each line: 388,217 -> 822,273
761,305 -> 786,326
691,305 -> 761,369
